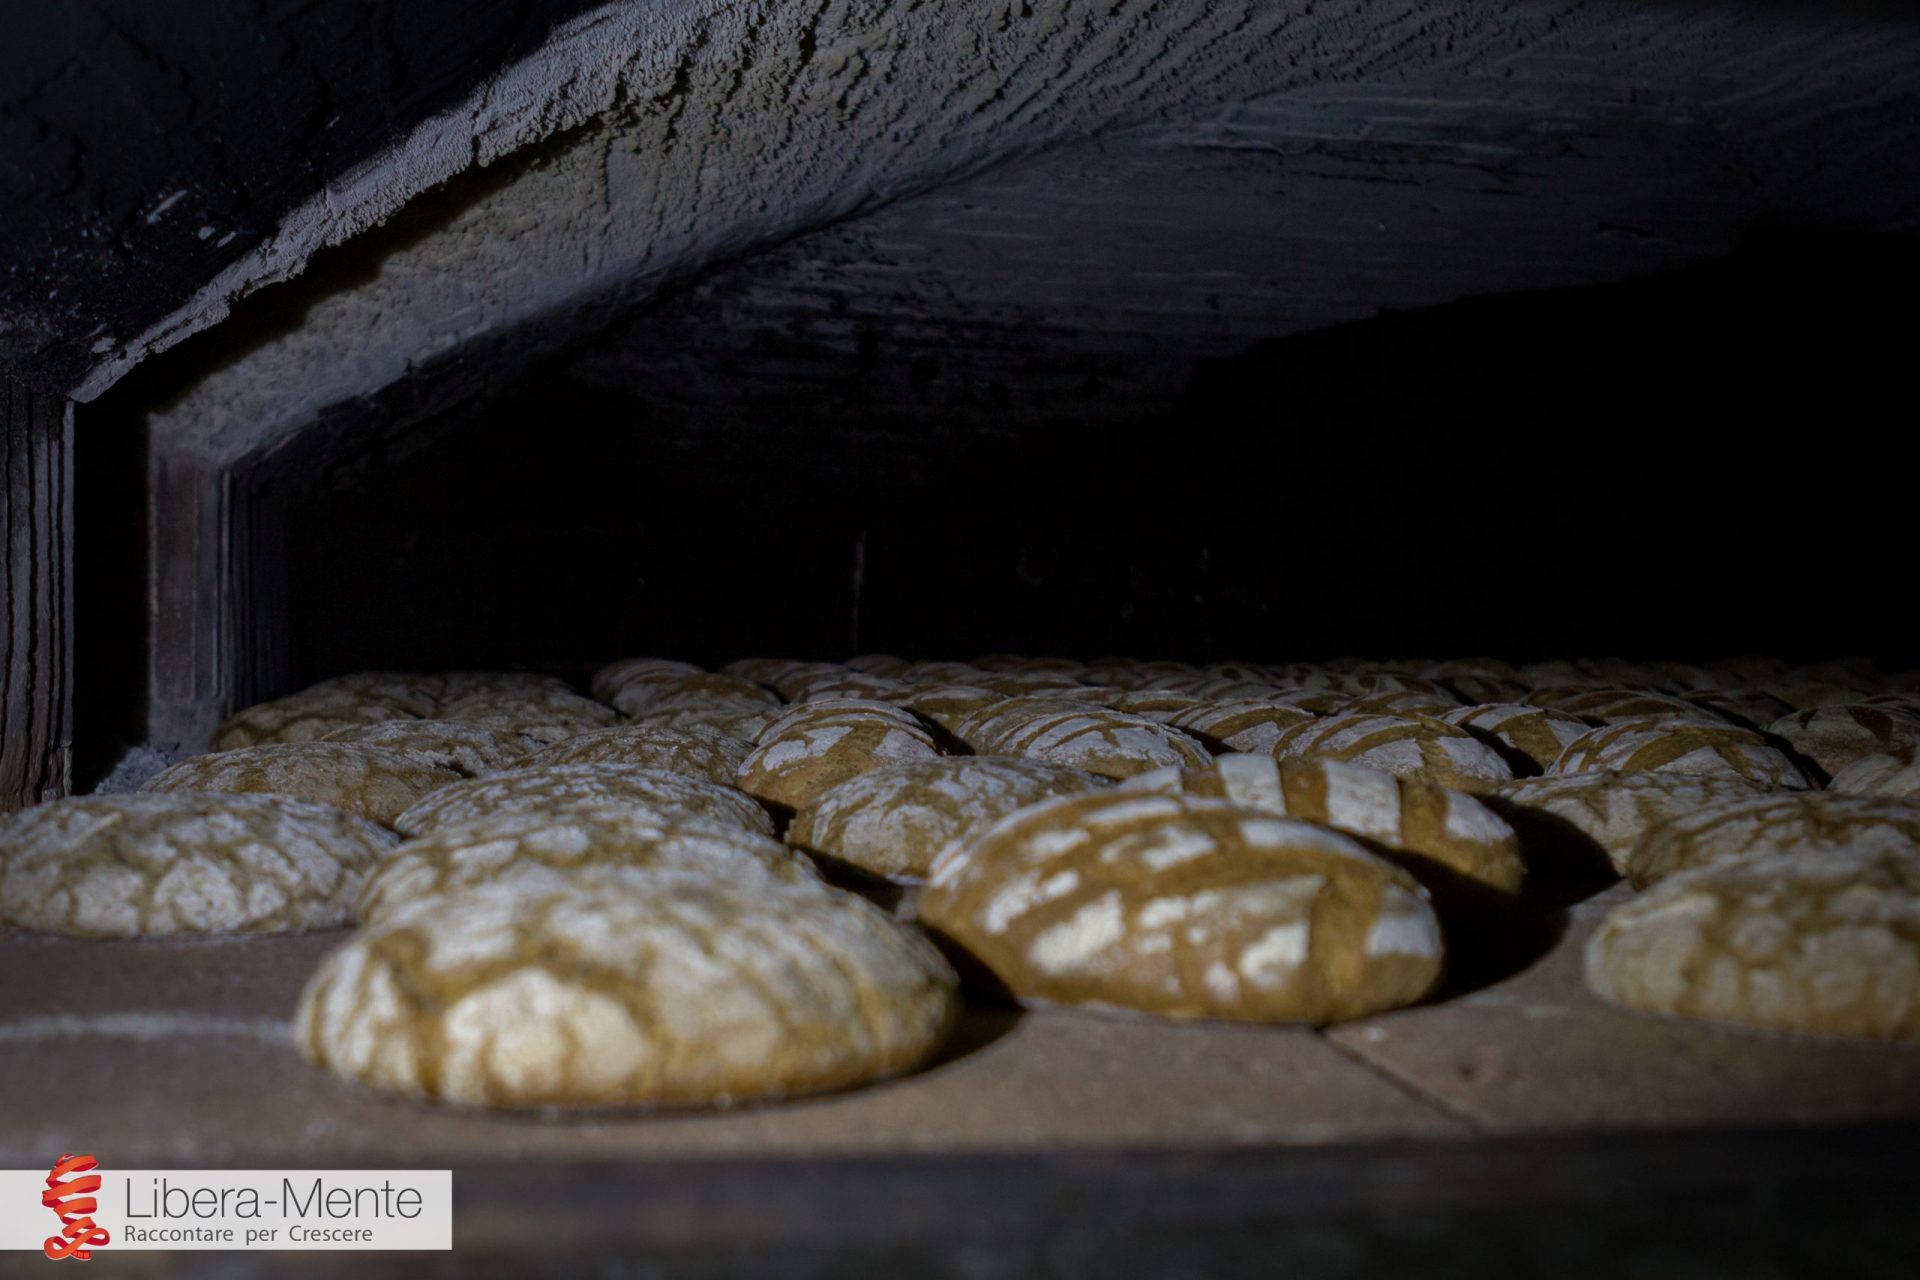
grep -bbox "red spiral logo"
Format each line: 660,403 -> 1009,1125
42,1154 -> 111,1261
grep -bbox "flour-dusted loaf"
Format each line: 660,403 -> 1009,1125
1119,755 -> 1523,898
321,718 -> 548,776
611,672 -> 780,719
298,872 -> 960,1109
437,689 -> 618,735
919,790 -> 1443,1023
1488,771 -> 1774,875
590,656 -> 705,704
1438,704 -> 1591,775
0,793 -> 395,936
141,743 -> 463,826
1164,700 -> 1317,754
519,722 -> 751,785
1524,687 -> 1709,724
301,672 -> 446,716
636,702 -> 780,740
1548,719 -> 1812,789
393,763 -> 774,838
881,683 -> 1006,733
1269,713 -> 1514,793
1828,754 -> 1920,798
1585,845 -> 1920,1041
788,757 -> 1111,881
1682,688 -> 1796,731
1623,792 -> 1920,887
356,805 -> 817,923
211,689 -> 419,751
1767,704 -> 1920,780
737,703 -> 945,817
987,706 -> 1212,780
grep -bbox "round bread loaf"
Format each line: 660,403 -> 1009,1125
637,702 -> 779,740
612,672 -> 779,719
591,658 -> 703,703
1269,714 -> 1514,793
990,707 -> 1211,779
0,793 -> 395,936
1439,704 -> 1591,775
141,743 -> 463,826
519,723 -> 751,784
437,690 -> 618,734
437,672 -> 578,703
788,757 -> 1110,881
1164,700 -> 1317,754
953,696 -> 1101,752
920,790 -> 1442,1023
302,672 -> 445,716
1525,687 -> 1707,724
1585,845 -> 1920,1041
298,872 -> 959,1109
1440,673 -> 1532,705
211,690 -> 418,751
1094,689 -> 1211,721
1548,719 -> 1812,789
1623,792 -> 1920,887
1767,704 -> 1920,779
737,705 -> 944,816
321,718 -> 547,776
357,805 -> 816,923
1487,771 -> 1774,875
756,697 -> 925,744
1828,754 -> 1920,798
719,657 -> 812,686
1119,755 -> 1523,898
1345,689 -> 1463,718
393,764 -> 774,838
881,684 -> 1006,733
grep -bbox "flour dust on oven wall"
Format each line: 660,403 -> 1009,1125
4,1 -> 1920,1276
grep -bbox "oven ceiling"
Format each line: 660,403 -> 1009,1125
5,0 -> 1919,413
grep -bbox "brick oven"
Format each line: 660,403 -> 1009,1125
4,2 -> 1920,1275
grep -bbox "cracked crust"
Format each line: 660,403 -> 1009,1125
1488,771 -> 1773,875
1624,792 -> 1920,888
141,742 -> 464,826
1163,700 -> 1317,754
298,873 -> 959,1109
738,706 -> 944,817
1439,704 -> 1591,774
321,718 -> 548,776
1585,846 -> 1920,1041
0,793 -> 395,936
1548,718 -> 1811,789
520,723 -> 752,784
1120,756 -> 1523,897
920,790 -> 1442,1024
788,757 -> 1111,882
962,703 -> 1211,780
211,690 -> 420,751
1269,713 -> 1513,793
1524,687 -> 1709,723
1767,704 -> 1920,779
393,763 -> 774,838
357,804 -> 818,923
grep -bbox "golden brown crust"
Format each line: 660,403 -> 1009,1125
298,873 -> 959,1109
920,791 -> 1442,1024
1269,714 -> 1513,793
1624,792 -> 1920,887
788,757 -> 1110,881
393,764 -> 774,838
356,804 -> 817,923
1121,756 -> 1523,897
141,743 -> 463,826
1585,846 -> 1920,1041
1548,718 -> 1811,789
0,793 -> 395,936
